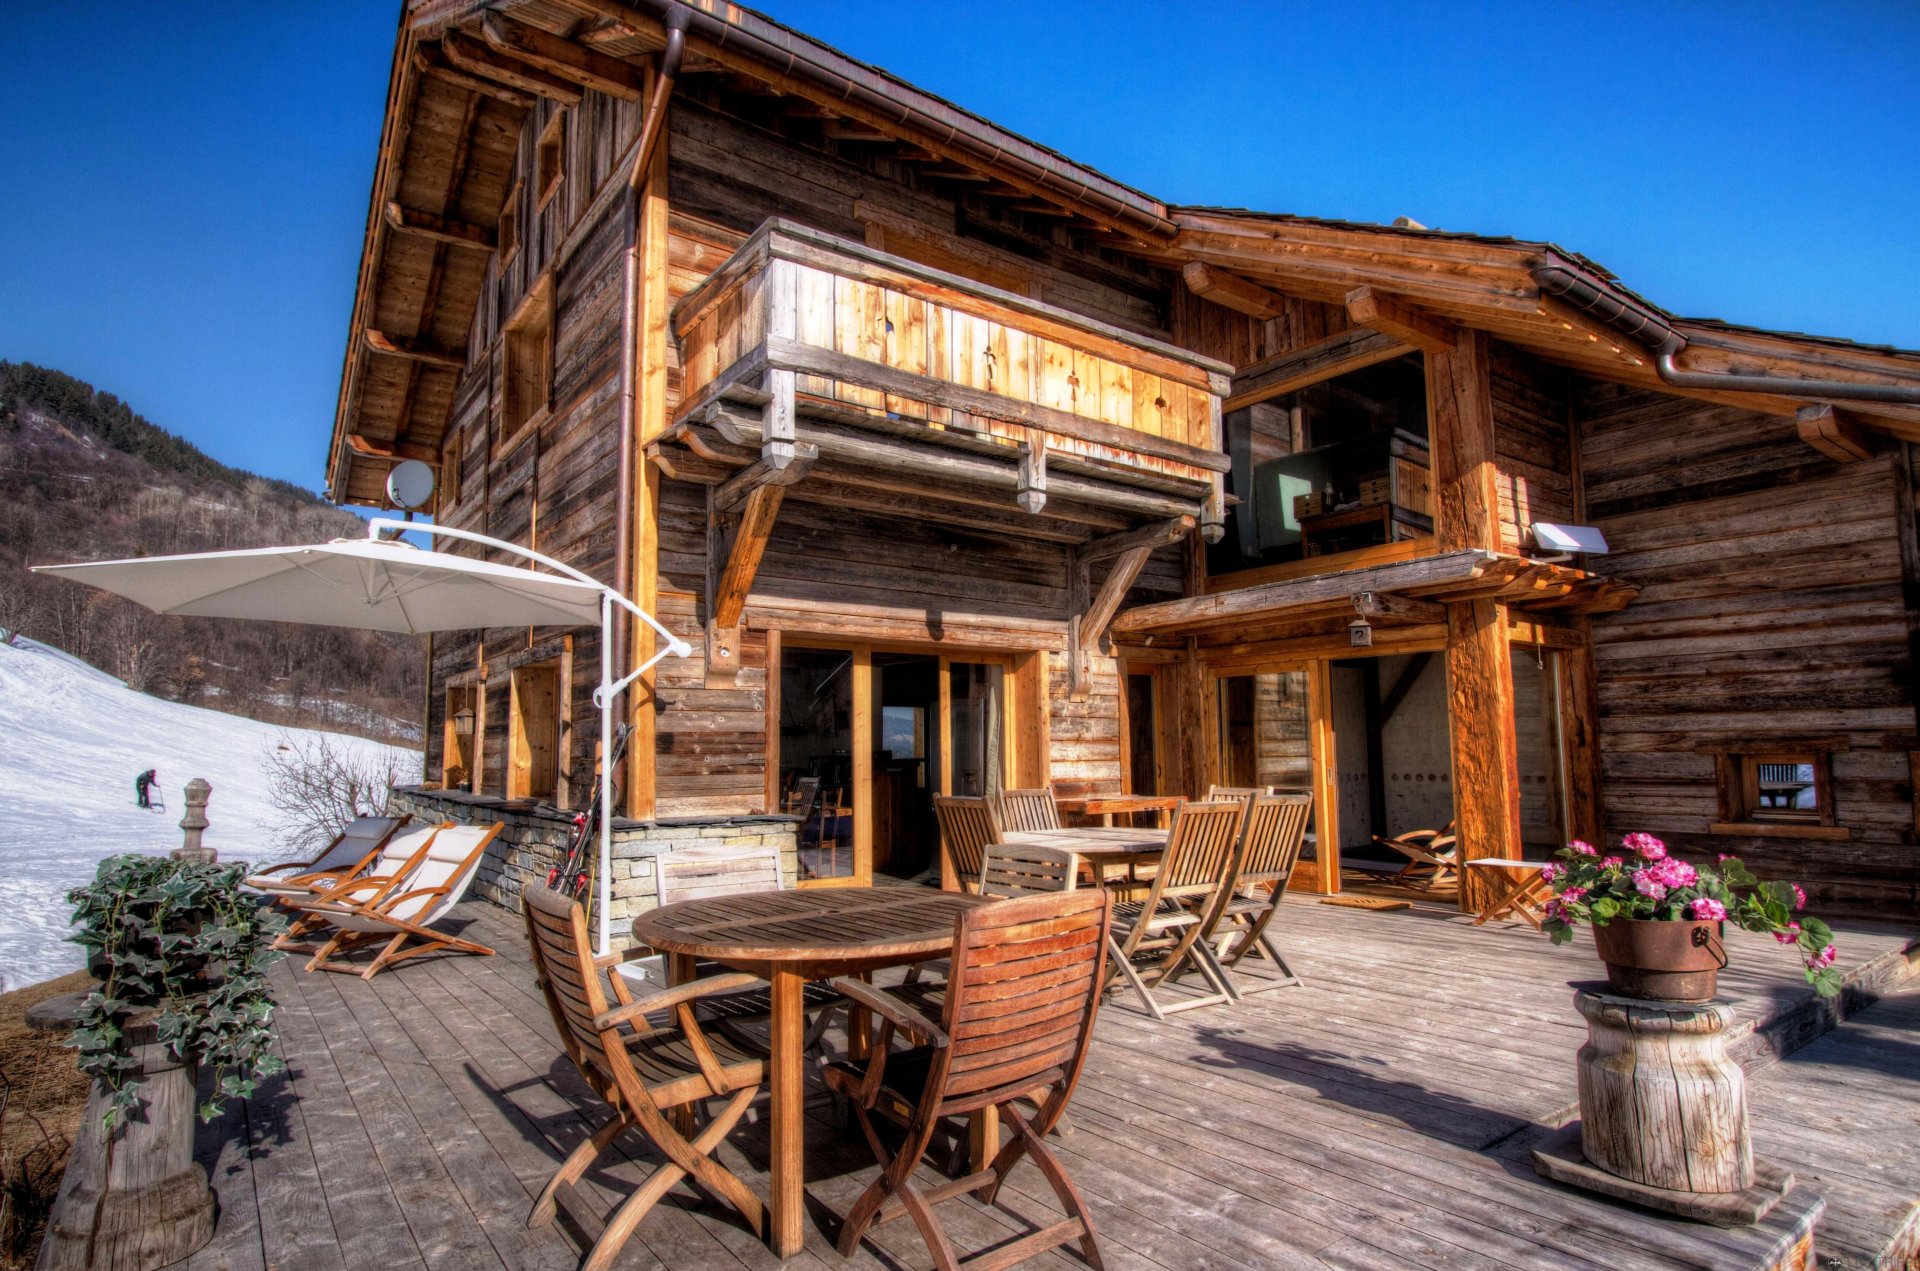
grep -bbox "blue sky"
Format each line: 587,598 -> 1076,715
3,2 -> 1916,496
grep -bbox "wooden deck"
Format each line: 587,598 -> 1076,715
179,894 -> 1919,1271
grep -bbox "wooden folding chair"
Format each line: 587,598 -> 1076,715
824,890 -> 1112,1271
244,814 -> 407,900
1106,800 -> 1246,1019
996,788 -> 1060,832
1374,819 -> 1459,889
932,795 -> 1001,893
522,885 -> 768,1271
268,821 -> 446,953
298,823 -> 504,979
1204,784 -> 1271,800
1209,793 -> 1312,994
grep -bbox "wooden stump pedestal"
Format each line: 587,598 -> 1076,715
1533,985 -> 1794,1227
32,996 -> 215,1271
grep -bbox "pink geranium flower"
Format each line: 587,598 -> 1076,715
1792,884 -> 1807,911
1561,885 -> 1588,902
1774,921 -> 1802,945
1644,857 -> 1697,889
1807,944 -> 1838,971
1623,832 -> 1667,860
1633,871 -> 1668,900
1600,856 -> 1624,870
1688,898 -> 1727,921
1568,840 -> 1597,856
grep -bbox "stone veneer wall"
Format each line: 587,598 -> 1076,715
389,786 -> 800,947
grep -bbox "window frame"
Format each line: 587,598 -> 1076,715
535,111 -> 565,212
1710,744 -> 1850,841
497,274 -> 554,448
497,179 -> 523,273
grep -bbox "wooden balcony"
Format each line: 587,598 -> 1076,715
651,220 -> 1233,545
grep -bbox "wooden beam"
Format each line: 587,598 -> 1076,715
1796,404 -> 1881,462
414,42 -> 537,108
384,201 -> 496,251
480,13 -> 644,101
1081,514 -> 1194,563
706,483 -> 786,685
442,31 -> 584,106
1429,326 -> 1500,552
1445,597 -> 1524,913
1113,548 -> 1502,635
712,443 -> 817,514
1018,434 -> 1047,514
363,328 -> 467,370
1224,328 -> 1411,413
1352,590 -> 1447,625
345,433 -> 439,465
1345,286 -> 1458,355
1182,261 -> 1287,320
1069,544 -> 1154,702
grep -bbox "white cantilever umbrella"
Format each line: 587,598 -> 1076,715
34,519 -> 691,954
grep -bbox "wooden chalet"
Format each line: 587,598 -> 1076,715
328,0 -> 1920,920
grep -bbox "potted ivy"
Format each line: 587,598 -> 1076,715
1541,832 -> 1840,1002
38,855 -> 284,1271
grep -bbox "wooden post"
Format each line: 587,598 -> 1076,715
171,778 -> 214,865
34,1009 -> 215,1270
1430,325 -> 1522,911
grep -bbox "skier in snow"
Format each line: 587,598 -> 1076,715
135,768 -> 156,809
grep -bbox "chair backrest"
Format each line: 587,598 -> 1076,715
997,788 -> 1060,832
1205,785 -> 1270,801
1236,793 -> 1312,888
369,821 -> 445,876
381,822 -> 501,923
935,890 -> 1111,1114
933,795 -> 1001,892
312,814 -> 406,872
522,883 -> 634,1099
979,843 -> 1078,898
785,776 -> 821,819
660,844 -> 784,906
1152,800 -> 1248,901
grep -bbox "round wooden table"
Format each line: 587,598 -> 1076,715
632,887 -> 987,1258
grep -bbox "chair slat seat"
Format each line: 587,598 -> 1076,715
616,1030 -> 764,1104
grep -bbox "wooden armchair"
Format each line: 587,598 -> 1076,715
823,890 -> 1111,1270
522,885 -> 767,1271
1211,793 -> 1312,993
996,787 -> 1060,832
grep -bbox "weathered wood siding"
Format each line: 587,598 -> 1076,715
1492,343 -> 1577,552
1580,380 -> 1919,918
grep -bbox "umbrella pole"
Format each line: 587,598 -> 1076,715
599,590 -> 614,957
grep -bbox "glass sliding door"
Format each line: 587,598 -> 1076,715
1511,645 -> 1569,853
1217,670 -> 1313,795
946,661 -> 1005,799
779,647 -> 856,881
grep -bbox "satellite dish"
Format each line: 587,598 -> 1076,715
385,459 -> 436,510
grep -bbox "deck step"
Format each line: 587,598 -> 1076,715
1749,979 -> 1920,1271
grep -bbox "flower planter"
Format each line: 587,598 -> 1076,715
1591,917 -> 1725,1002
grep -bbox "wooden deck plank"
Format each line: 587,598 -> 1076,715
181,1077 -> 265,1271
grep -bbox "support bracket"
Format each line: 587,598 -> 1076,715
1068,543 -> 1154,703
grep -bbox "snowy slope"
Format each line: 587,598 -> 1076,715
0,637 -> 419,990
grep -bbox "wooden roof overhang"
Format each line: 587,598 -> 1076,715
1111,549 -> 1637,646
647,220 -> 1232,549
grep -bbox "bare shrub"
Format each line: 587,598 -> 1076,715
265,733 -> 420,856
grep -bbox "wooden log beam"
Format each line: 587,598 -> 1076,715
713,443 -> 817,514
1069,544 -> 1155,702
363,328 -> 467,370
1112,548 -> 1500,635
1429,327 -> 1500,552
1445,597 -> 1525,914
384,201 -> 496,251
1018,434 -> 1048,514
706,483 -> 785,685
1345,286 -> 1458,355
414,42 -> 538,107
346,433 -> 439,465
481,13 -> 645,100
1080,514 -> 1194,563
1182,262 -> 1287,320
1796,404 -> 1880,462
442,31 -> 585,106
1352,590 -> 1447,625
1224,328 -> 1411,412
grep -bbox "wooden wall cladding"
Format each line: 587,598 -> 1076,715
1579,379 -> 1919,917
1491,342 -> 1576,552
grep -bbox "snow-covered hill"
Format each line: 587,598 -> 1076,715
0,637 -> 419,990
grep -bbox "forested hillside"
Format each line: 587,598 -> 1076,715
0,362 -> 422,743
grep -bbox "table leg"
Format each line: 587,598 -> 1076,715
846,970 -> 872,1063
968,1105 -> 999,1177
667,953 -> 699,1137
769,967 -> 806,1257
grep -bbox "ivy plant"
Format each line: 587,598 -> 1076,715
66,855 -> 287,1127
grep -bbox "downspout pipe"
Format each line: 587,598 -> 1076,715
611,6 -> 687,813
1534,263 -> 1920,405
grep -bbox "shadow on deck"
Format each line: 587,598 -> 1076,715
181,895 -> 1918,1271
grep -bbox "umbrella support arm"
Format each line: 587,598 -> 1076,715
368,518 -> 692,954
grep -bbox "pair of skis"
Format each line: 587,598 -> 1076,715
546,723 -> 633,924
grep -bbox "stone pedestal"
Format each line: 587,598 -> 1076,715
171,777 -> 216,865
33,1002 -> 215,1271
1533,985 -> 1792,1226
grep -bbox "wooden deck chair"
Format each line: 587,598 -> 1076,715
298,822 -> 504,979
268,821 -> 447,953
1205,785 -> 1271,800
932,795 -> 1001,893
824,889 -> 1112,1271
244,814 -> 407,900
1209,793 -> 1312,994
521,885 -> 768,1271
1374,820 -> 1459,888
1107,799 -> 1246,1019
996,787 -> 1060,832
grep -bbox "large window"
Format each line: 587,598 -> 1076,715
1210,353 -> 1430,576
